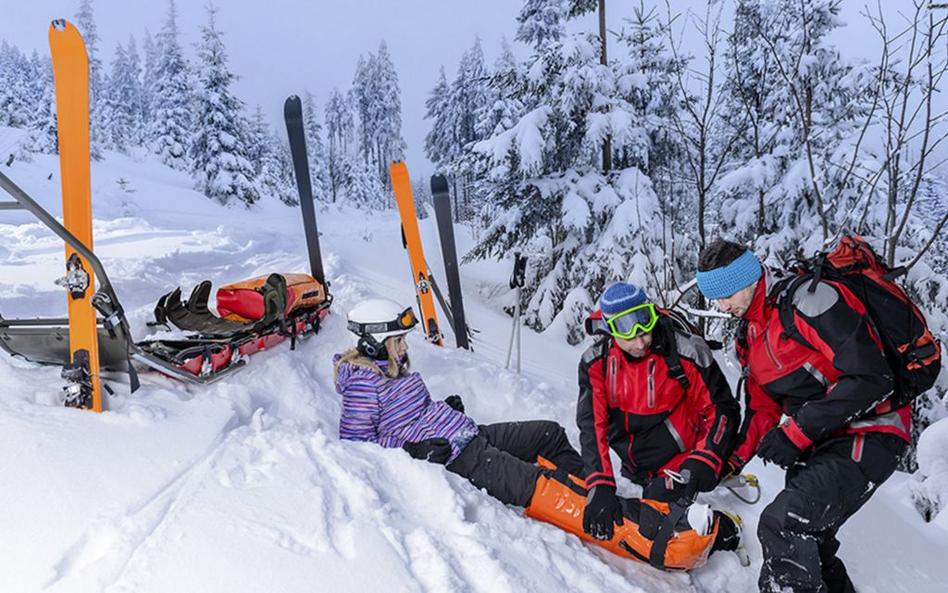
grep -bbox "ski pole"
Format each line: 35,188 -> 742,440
505,253 -> 527,372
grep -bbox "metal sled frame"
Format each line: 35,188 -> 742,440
0,170 -> 323,387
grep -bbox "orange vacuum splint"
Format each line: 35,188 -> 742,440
525,460 -> 733,571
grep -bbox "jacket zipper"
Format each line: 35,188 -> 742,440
647,358 -> 656,409
762,328 -> 783,370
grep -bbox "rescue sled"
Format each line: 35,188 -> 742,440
0,169 -> 332,391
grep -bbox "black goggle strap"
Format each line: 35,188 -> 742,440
347,307 -> 418,336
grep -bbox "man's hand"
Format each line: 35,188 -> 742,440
677,457 -> 719,499
720,455 -> 745,481
583,486 -> 624,541
403,438 -> 452,465
757,427 -> 803,469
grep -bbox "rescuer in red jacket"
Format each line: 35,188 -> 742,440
577,282 -> 739,541
696,240 -> 908,593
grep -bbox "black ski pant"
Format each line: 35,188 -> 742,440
446,420 -> 584,507
757,432 -> 905,593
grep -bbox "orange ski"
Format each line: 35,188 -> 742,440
390,161 -> 442,345
50,20 -> 102,411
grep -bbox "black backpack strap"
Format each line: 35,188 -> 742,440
598,336 -> 611,377
772,275 -> 816,350
657,318 -> 689,390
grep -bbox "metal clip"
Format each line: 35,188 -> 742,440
55,253 -> 90,300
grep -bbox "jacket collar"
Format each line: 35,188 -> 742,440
744,269 -> 771,324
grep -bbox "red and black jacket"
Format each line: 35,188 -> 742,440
577,314 -> 739,489
732,270 -> 911,467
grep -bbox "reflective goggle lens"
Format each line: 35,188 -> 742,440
398,307 -> 418,330
605,303 -> 658,340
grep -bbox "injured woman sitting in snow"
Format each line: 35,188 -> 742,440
333,298 -> 745,572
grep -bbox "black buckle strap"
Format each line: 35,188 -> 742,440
648,501 -> 690,571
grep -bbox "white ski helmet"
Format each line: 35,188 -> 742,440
346,298 -> 418,358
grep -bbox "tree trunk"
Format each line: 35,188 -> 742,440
599,0 -> 612,173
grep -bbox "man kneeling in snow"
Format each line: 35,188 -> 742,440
334,298 -> 743,571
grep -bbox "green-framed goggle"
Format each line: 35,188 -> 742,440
605,303 -> 659,340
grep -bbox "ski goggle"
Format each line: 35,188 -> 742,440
604,303 -> 659,340
347,307 -> 419,336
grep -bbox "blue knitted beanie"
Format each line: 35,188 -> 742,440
696,250 -> 762,299
599,282 -> 649,317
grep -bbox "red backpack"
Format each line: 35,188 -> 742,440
771,236 -> 941,409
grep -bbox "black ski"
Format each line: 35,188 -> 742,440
430,175 -> 470,349
284,95 -> 326,287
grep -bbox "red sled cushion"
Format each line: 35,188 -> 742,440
216,273 -> 326,321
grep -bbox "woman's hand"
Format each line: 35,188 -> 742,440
403,438 -> 452,464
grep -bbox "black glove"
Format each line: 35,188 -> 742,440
403,437 -> 452,465
444,395 -> 464,413
676,457 -> 720,500
720,455 -> 745,482
583,485 -> 624,541
757,427 -> 803,469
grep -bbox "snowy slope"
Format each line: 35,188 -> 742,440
1,148 -> 947,593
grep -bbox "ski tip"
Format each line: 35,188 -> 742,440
283,95 -> 302,116
51,19 -> 68,32
390,160 -> 409,178
430,174 -> 449,195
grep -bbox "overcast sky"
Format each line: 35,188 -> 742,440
5,1 -> 944,179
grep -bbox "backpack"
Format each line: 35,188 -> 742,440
770,235 -> 941,408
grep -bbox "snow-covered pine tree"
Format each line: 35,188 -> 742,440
324,87 -> 354,203
0,43 -> 12,127
0,43 -> 34,129
147,0 -> 192,170
141,29 -> 157,128
468,0 -> 676,340
715,0 -> 782,241
273,132 -> 302,206
564,4 -> 699,316
369,41 -> 406,191
124,35 -> 144,145
423,66 -> 452,175
515,0 -> 568,51
351,55 -> 373,172
29,54 -> 58,154
245,105 -> 269,176
446,37 -> 492,219
466,38 -> 526,231
74,0 -> 104,160
339,154 -> 383,209
189,4 -> 259,206
718,0 -> 875,257
245,108 -> 295,205
475,38 -> 524,141
101,41 -> 140,153
350,43 -> 406,201
302,90 -> 329,202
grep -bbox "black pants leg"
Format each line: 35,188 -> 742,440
819,532 -> 856,593
446,420 -> 584,507
757,433 -> 904,593
480,420 -> 585,476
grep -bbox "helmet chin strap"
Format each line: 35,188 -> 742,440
357,335 -> 389,361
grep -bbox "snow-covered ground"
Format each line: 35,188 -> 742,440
2,146 -> 948,592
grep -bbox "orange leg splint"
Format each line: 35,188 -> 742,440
525,460 -> 718,571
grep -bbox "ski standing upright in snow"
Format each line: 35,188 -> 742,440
283,95 -> 327,287
430,175 -> 470,349
390,161 -> 442,346
49,19 -> 102,412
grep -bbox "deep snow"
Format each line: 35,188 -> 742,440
1,143 -> 947,592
